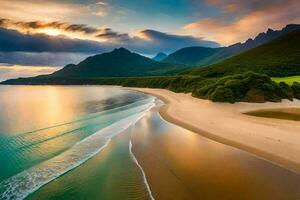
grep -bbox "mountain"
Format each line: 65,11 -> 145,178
51,48 -> 186,78
163,24 -> 300,66
231,24 -> 300,50
187,29 -> 300,77
152,52 -> 167,61
163,47 -> 223,66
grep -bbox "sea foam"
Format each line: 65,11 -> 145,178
0,100 -> 155,200
129,140 -> 155,200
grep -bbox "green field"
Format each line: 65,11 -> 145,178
272,76 -> 300,85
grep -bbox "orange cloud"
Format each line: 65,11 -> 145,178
184,1 -> 300,45
0,0 -> 84,22
0,18 -> 128,43
223,3 -> 240,13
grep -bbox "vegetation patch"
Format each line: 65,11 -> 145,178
272,76 -> 300,85
4,72 -> 300,103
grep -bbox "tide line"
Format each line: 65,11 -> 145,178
129,140 -> 155,200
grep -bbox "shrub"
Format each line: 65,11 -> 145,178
291,82 -> 300,100
224,79 -> 248,100
278,81 -> 294,100
209,86 -> 235,103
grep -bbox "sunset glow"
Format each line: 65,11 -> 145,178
39,29 -> 62,36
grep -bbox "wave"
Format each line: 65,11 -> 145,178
1,97 -> 153,138
129,140 -> 155,200
0,101 -> 155,200
0,98 -> 155,153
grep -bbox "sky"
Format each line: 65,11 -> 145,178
0,0 -> 300,80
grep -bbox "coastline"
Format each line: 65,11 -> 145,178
129,87 -> 300,173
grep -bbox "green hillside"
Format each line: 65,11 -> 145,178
52,48 -> 187,77
163,46 -> 223,66
164,24 -> 300,67
187,29 -> 300,77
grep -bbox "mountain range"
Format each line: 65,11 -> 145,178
51,24 -> 300,80
152,52 -> 167,61
187,29 -> 300,77
2,24 -> 300,85
162,24 -> 300,66
49,48 -> 187,78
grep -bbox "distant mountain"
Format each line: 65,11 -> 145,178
152,52 -> 167,61
231,24 -> 300,50
163,24 -> 300,66
163,47 -> 223,66
50,48 -> 189,77
187,29 -> 300,77
7,48 -> 189,81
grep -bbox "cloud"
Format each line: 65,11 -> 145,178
0,23 -> 219,52
0,0 -> 84,22
133,29 -> 220,52
0,27 -> 105,53
91,1 -> 109,17
96,28 -> 130,42
93,10 -> 108,17
0,18 -> 100,35
0,23 -> 220,66
184,0 -> 300,45
0,52 -> 91,66
0,18 -> 132,43
0,65 -> 61,81
204,0 -> 292,14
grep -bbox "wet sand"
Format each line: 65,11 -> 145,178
130,88 -> 300,173
131,111 -> 300,200
245,108 -> 300,121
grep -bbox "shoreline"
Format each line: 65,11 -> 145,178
129,87 -> 300,173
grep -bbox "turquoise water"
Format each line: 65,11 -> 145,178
0,85 -> 300,200
0,86 -> 154,200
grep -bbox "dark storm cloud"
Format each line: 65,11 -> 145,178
0,52 -> 91,66
136,29 -> 220,51
140,29 -> 219,47
0,26 -> 219,53
0,27 -> 104,53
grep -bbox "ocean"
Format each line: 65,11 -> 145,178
0,85 -> 299,200
0,86 -> 155,200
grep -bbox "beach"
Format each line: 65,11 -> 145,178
131,88 -> 300,173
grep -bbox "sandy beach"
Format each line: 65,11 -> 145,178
130,88 -> 300,173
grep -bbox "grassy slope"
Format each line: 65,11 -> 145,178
272,76 -> 300,85
163,47 -> 223,66
187,29 -> 300,77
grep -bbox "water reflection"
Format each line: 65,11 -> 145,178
0,86 -> 135,135
132,111 -> 300,200
0,85 -> 152,182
